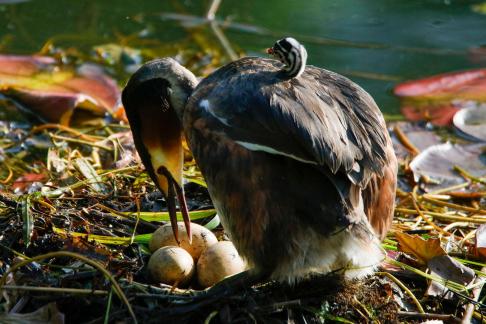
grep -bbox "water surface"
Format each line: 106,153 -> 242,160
0,0 -> 485,117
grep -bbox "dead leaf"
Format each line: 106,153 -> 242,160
394,69 -> 486,126
426,255 -> 475,299
394,69 -> 486,98
409,143 -> 486,192
73,157 -> 108,194
474,224 -> 486,260
63,236 -> 111,260
395,232 -> 446,265
0,55 -> 122,125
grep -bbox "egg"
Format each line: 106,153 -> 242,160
149,222 -> 218,260
197,241 -> 246,288
147,246 -> 195,286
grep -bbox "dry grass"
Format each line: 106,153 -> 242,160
0,119 -> 484,323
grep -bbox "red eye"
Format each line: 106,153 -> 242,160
266,47 -> 274,54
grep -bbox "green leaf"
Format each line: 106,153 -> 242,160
53,225 -> 148,245
204,214 -> 220,230
52,209 -> 217,245
118,208 -> 216,222
133,234 -> 152,244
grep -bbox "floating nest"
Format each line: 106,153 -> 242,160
0,118 -> 485,323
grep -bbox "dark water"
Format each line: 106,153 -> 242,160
0,0 -> 485,117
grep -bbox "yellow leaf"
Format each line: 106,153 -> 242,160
395,232 -> 446,265
52,226 -> 133,245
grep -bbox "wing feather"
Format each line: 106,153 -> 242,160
188,58 -> 389,187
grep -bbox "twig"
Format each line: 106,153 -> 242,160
454,165 -> 486,185
397,311 -> 461,323
421,196 -> 486,214
428,182 -> 470,195
384,258 -> 465,292
204,311 -> 219,324
206,0 -> 222,20
422,193 -> 452,200
411,190 -> 450,236
462,267 -> 486,324
2,285 -> 108,295
395,208 -> 486,224
396,188 -> 409,198
376,272 -> 425,313
49,133 -> 113,151
393,125 -> 420,156
0,251 -> 137,323
31,123 -> 103,142
42,165 -> 138,198
0,163 -> 14,184
446,191 -> 486,199
352,295 -> 372,319
443,222 -> 472,232
210,21 -> 238,61
130,197 -> 142,245
473,311 -> 486,323
134,293 -> 194,300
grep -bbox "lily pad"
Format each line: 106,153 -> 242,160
400,104 -> 460,126
394,69 -> 486,98
0,55 -> 122,125
409,143 -> 486,191
394,69 -> 486,126
453,104 -> 486,142
390,121 -> 442,160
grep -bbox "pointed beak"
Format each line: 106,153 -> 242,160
140,117 -> 192,245
122,78 -> 192,245
156,165 -> 192,244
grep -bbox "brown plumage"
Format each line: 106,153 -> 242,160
122,38 -> 397,283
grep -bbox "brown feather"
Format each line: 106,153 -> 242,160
363,144 -> 398,240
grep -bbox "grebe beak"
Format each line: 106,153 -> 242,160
122,78 -> 192,245
137,110 -> 192,245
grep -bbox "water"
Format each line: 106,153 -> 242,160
0,0 -> 485,117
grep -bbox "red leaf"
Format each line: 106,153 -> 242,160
0,55 -> 56,76
0,55 -> 122,125
394,69 -> 486,97
12,172 -> 47,192
400,104 -> 461,126
394,69 -> 486,125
